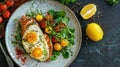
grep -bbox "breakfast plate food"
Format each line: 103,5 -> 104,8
5,0 -> 82,67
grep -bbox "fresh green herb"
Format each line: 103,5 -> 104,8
54,16 -> 69,24
26,9 -> 42,18
47,10 -> 55,17
50,51 -> 61,60
12,18 -> 22,47
56,0 -> 76,4
49,14 -> 75,60
14,18 -> 20,22
50,55 -> 57,60
61,16 -> 69,25
107,0 -> 119,5
61,47 -> 69,58
14,18 -> 22,43
26,2 -> 43,18
55,17 -> 63,23
48,10 -> 66,18
43,46 -> 47,57
55,11 -> 66,18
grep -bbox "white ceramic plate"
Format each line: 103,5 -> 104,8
5,0 -> 82,67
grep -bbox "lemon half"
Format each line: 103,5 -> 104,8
80,4 -> 97,19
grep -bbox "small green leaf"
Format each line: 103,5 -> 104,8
71,0 -> 76,3
107,0 -> 119,5
65,0 -> 71,4
48,10 -> 55,17
62,49 -> 69,59
56,0 -> 76,4
55,11 -> 66,18
57,0 -> 65,4
61,16 -> 69,25
50,55 -> 57,60
55,17 -> 63,23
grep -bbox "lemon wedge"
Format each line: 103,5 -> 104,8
86,23 -> 104,41
80,4 -> 97,19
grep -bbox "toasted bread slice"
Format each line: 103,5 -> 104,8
20,15 -> 35,36
44,33 -> 53,61
20,15 -> 53,61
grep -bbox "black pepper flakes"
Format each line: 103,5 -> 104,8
70,2 -> 81,13
113,34 -> 116,37
75,2 -> 81,6
83,52 -> 87,55
106,41 -> 111,44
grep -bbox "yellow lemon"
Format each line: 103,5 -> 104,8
86,23 -> 104,41
80,4 -> 97,19
36,14 -> 43,22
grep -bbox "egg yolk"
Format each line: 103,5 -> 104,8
25,31 -> 38,44
32,47 -> 43,58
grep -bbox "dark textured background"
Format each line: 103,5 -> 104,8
0,0 -> 120,67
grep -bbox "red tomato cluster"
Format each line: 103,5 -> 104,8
0,0 -> 14,24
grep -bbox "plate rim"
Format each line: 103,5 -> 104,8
5,0 -> 82,67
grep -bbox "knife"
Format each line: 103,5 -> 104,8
0,42 -> 14,67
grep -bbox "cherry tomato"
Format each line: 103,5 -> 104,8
54,43 -> 62,51
40,20 -> 47,28
2,10 -> 10,19
36,14 -> 43,22
45,26 -> 52,34
0,10 -> 1,13
54,26 -> 60,32
50,21 -> 55,25
60,39 -> 69,47
0,4 -> 7,10
6,0 -> 14,7
45,14 -> 53,21
0,16 -> 3,24
52,36 -> 58,43
59,22 -> 65,28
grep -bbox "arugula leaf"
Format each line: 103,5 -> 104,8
62,48 -> 69,59
50,55 -> 57,60
68,38 -> 75,46
107,0 -> 119,5
14,19 -> 22,43
48,10 -> 66,18
26,9 -> 42,18
53,51 -> 61,56
58,0 -> 65,4
69,28 -> 75,33
55,11 -> 66,18
67,27 -> 75,36
55,16 -> 69,24
61,16 -> 69,25
43,46 -> 47,57
65,0 -> 71,4
50,51 -> 61,60
56,0 -> 76,4
55,17 -> 63,23
48,10 -> 55,17
71,0 -> 76,3
12,18 -> 23,48
14,18 -> 20,22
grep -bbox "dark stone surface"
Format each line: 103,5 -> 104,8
69,0 -> 120,67
0,0 -> 120,67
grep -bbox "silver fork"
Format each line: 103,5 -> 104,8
0,42 -> 14,67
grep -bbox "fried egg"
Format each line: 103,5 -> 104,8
22,24 -> 49,61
